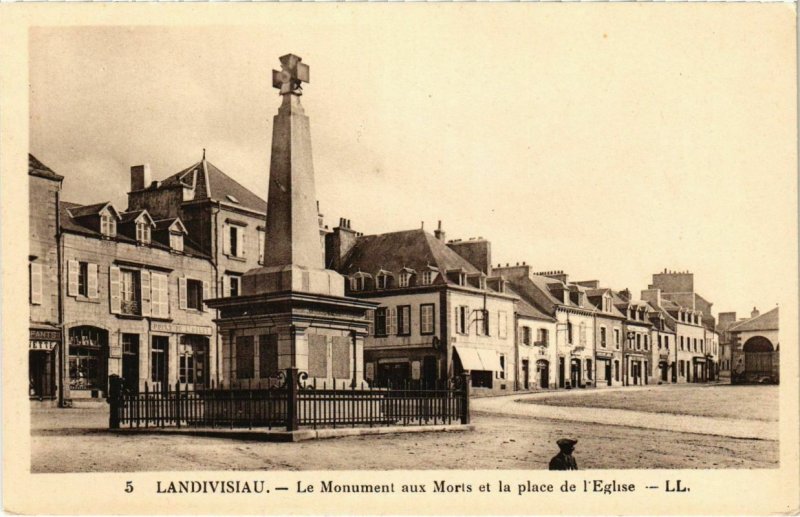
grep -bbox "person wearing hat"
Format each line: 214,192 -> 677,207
549,438 -> 579,470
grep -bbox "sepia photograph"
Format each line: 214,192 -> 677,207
4,2 -> 798,515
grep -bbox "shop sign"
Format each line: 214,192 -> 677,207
30,329 -> 61,342
30,340 -> 57,351
151,322 -> 212,336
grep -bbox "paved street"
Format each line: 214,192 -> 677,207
31,385 -> 778,472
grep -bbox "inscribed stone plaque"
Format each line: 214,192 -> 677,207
331,336 -> 351,379
258,334 -> 278,378
307,334 -> 327,378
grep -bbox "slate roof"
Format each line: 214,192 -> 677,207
153,218 -> 186,232
68,201 -> 118,219
156,159 -> 267,214
119,209 -> 151,224
729,307 -> 779,333
340,229 -> 483,287
585,287 -> 627,318
60,201 -> 208,259
507,286 -> 556,322
28,154 -> 63,181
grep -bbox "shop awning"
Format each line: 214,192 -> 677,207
454,345 -> 502,371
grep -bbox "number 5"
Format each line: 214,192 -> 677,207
125,481 -> 134,493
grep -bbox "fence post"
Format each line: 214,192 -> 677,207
107,374 -> 122,429
286,367 -> 299,432
460,371 -> 471,425
175,381 -> 181,428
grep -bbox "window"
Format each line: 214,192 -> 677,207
522,326 -> 532,346
600,327 -> 607,348
258,230 -> 266,264
398,272 -> 412,288
658,335 -> 662,349
100,213 -> 116,237
120,269 -> 141,315
136,222 -> 151,244
498,311 -> 507,339
420,304 -> 435,335
456,306 -> 469,335
636,334 -> 641,350
225,275 -> 240,297
235,335 -> 255,379
586,359 -> 592,380
579,322 -> 587,346
186,279 -> 203,310
150,273 -> 169,318
170,232 -> 184,252
567,321 -> 573,344
614,329 -> 620,349
398,305 -> 411,335
376,273 -> 391,289
151,336 -> 168,383
477,310 -> 490,336
224,225 -> 246,258
680,336 -> 684,351
387,307 -> 397,335
644,335 -> 649,351
421,271 -> 436,285
375,307 -> 387,336
179,336 -> 208,386
499,355 -> 506,379
614,360 -> 620,381
349,277 -> 359,291
536,328 -> 549,346
457,273 -> 467,286
665,336 -> 669,350
78,262 -> 88,296
679,360 -> 685,377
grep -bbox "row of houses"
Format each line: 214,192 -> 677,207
29,152 -> 723,406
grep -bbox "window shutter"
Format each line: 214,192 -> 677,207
140,270 -> 151,316
222,224 -> 231,255
203,280 -> 211,309
454,306 -> 459,333
109,266 -> 121,314
388,308 -> 397,335
67,260 -> 79,296
240,229 -> 246,257
30,263 -> 43,305
178,276 -> 187,310
88,263 -> 99,299
223,275 -> 230,297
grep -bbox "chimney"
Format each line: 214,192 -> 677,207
130,164 -> 151,192
640,288 -> 661,308
434,220 -> 446,241
718,312 -> 737,327
447,237 -> 492,276
325,217 -> 359,271
751,307 -> 760,319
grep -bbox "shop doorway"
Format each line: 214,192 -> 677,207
29,350 -> 56,399
121,334 -> 139,393
570,358 -> 581,388
537,360 -> 549,389
151,335 -> 169,392
377,361 -> 410,388
179,335 -> 209,390
521,359 -> 530,390
605,361 -> 612,386
422,356 -> 438,388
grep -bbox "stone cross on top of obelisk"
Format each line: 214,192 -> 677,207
242,53 -> 345,297
272,54 -> 309,96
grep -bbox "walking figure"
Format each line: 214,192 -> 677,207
549,438 -> 578,470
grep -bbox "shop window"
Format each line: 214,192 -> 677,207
471,370 -> 493,389
420,304 -> 435,335
179,335 -> 208,387
29,350 -> 55,399
68,326 -> 107,391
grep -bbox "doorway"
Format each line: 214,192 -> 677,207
121,334 -> 139,393
422,356 -> 438,388
537,360 -> 549,389
521,359 -> 530,390
605,361 -> 612,386
558,357 -> 565,388
570,359 -> 581,388
29,350 -> 56,399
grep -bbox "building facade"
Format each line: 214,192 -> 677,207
728,306 -> 779,384
59,198 -> 217,404
29,155 -> 64,406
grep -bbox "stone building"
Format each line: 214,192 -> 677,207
29,154 -> 64,406
495,266 -> 597,390
727,306 -> 779,384
581,283 -> 625,387
510,290 -> 557,390
327,225 -> 518,393
59,198 -> 216,404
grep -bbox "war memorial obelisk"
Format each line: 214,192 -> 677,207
207,54 -> 375,387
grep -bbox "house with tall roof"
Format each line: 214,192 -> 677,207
510,288 -> 557,390
326,223 -> 518,393
493,266 -> 597,390
579,282 -> 626,387
57,188 -> 216,405
728,306 -> 779,384
29,154 -> 64,406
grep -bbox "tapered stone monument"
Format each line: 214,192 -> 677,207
207,54 -> 374,387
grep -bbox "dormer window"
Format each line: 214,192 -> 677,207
421,270 -> 437,286
376,272 -> 392,290
170,232 -> 184,252
399,272 -> 412,288
100,213 -> 116,237
136,221 -> 151,244
458,273 -> 467,286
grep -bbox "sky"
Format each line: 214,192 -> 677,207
28,5 -> 796,318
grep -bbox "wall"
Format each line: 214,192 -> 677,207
516,316 -> 557,390
29,175 -> 61,326
554,308 -> 595,389
649,272 -> 694,293
595,314 -> 624,387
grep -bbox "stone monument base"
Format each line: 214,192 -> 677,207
241,264 -> 345,297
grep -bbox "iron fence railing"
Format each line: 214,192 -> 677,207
108,369 -> 470,431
